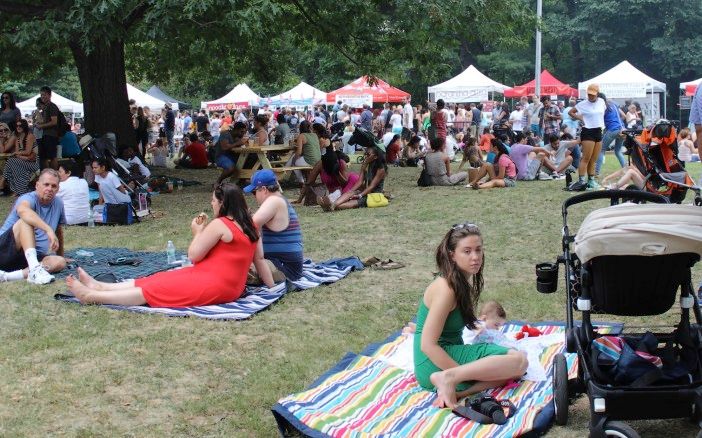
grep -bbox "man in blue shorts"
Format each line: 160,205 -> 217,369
0,169 -> 67,284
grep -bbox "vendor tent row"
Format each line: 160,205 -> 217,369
15,84 -> 185,117
201,77 -> 411,110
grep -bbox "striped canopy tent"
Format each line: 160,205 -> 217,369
681,78 -> 701,96
504,70 -> 578,98
326,76 -> 410,106
260,82 -> 327,108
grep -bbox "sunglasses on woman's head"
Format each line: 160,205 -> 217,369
452,222 -> 479,232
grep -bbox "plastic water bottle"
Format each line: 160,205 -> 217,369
166,240 -> 176,264
88,208 -> 95,228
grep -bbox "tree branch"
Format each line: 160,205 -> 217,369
0,0 -> 63,18
123,1 -> 150,29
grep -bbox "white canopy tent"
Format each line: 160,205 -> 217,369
201,83 -> 260,111
17,92 -> 84,117
260,82 -> 327,108
127,84 -> 171,111
578,60 -> 667,121
427,65 -> 508,103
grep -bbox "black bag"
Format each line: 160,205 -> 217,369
417,167 -> 431,187
57,110 -> 71,137
103,203 -> 134,225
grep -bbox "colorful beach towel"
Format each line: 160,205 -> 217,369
54,248 -> 360,320
272,321 -> 622,437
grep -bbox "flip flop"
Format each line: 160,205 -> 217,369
362,256 -> 381,267
372,259 -> 405,270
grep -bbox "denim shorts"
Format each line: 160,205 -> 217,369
215,153 -> 235,169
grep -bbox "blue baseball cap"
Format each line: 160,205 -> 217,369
243,169 -> 278,193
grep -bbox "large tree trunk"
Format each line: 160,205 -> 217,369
70,39 -> 135,147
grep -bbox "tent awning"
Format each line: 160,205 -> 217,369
261,82 -> 327,107
504,70 -> 578,98
146,86 -> 186,110
680,78 -> 701,96
127,84 -> 169,111
326,76 -> 410,105
17,92 -> 83,116
578,60 -> 666,99
427,65 -> 508,102
201,84 -> 261,110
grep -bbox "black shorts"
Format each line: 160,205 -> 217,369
0,229 -> 27,271
39,135 -> 59,161
580,127 -> 603,142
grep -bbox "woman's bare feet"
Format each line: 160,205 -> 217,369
66,275 -> 93,303
430,370 -> 458,409
77,267 -> 103,290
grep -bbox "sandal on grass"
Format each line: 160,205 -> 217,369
362,256 -> 381,267
372,259 -> 405,270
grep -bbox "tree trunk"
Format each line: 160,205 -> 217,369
70,39 -> 135,148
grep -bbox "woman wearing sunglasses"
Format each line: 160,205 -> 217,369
0,122 -> 16,154
0,119 -> 39,195
412,223 -> 527,409
0,92 -> 21,134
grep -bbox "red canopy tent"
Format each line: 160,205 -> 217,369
326,76 -> 410,105
503,70 -> 578,98
686,84 -> 699,96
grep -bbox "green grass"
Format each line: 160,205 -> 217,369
1,158 -> 701,437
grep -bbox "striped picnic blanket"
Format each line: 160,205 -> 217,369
273,321 -> 622,437
54,248 -> 359,320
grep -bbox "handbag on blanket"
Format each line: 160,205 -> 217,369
366,193 -> 389,208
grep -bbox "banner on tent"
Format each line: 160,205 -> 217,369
596,83 -> 648,98
337,94 -> 373,107
434,89 -> 489,102
206,102 -> 250,111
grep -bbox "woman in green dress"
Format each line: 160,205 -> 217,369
413,223 -> 527,408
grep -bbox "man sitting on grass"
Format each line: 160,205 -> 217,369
509,132 -> 555,181
175,133 -> 209,169
0,169 -> 66,284
543,134 -> 580,177
245,169 -> 303,283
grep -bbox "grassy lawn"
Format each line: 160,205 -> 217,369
1,157 -> 701,437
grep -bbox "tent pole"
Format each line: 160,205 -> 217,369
663,89 -> 667,119
535,0 -> 542,97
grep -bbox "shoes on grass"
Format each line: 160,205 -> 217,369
0,270 -> 7,283
586,179 -> 603,191
27,265 -> 54,285
318,195 -> 334,212
567,180 -> 587,192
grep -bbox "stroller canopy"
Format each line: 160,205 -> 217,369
574,203 -> 702,263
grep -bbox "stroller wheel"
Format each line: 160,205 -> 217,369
601,420 -> 639,438
553,353 -> 569,425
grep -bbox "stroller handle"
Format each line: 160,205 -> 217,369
562,190 -> 668,213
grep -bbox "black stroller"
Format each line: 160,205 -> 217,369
80,134 -> 151,221
538,190 -> 702,437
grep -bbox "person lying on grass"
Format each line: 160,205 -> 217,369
67,183 -> 275,307
466,139 -> 517,190
414,223 -> 527,409
318,144 -> 387,211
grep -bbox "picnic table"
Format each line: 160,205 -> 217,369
230,143 -> 312,182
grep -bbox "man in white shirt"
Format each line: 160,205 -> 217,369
509,103 -> 524,133
57,160 -> 90,225
401,98 -> 413,142
336,105 -> 348,123
209,113 -> 222,144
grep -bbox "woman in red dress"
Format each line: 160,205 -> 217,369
66,184 -> 274,307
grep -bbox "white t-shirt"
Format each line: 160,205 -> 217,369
575,98 -> 606,129
336,110 -> 347,122
545,142 -> 571,166
95,171 -> 131,204
209,118 -> 221,136
382,131 -> 396,146
510,110 -> 524,131
57,176 -> 90,225
403,103 -> 414,129
390,113 -> 402,130
128,156 -> 150,178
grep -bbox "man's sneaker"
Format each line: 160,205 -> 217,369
587,179 -> 603,191
552,172 -> 565,180
0,270 -> 8,283
568,180 -> 587,191
27,265 -> 54,285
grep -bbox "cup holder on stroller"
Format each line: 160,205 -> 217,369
536,262 -> 558,293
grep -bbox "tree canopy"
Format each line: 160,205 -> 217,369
0,0 -> 700,134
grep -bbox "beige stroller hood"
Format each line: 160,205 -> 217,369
574,203 -> 702,264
